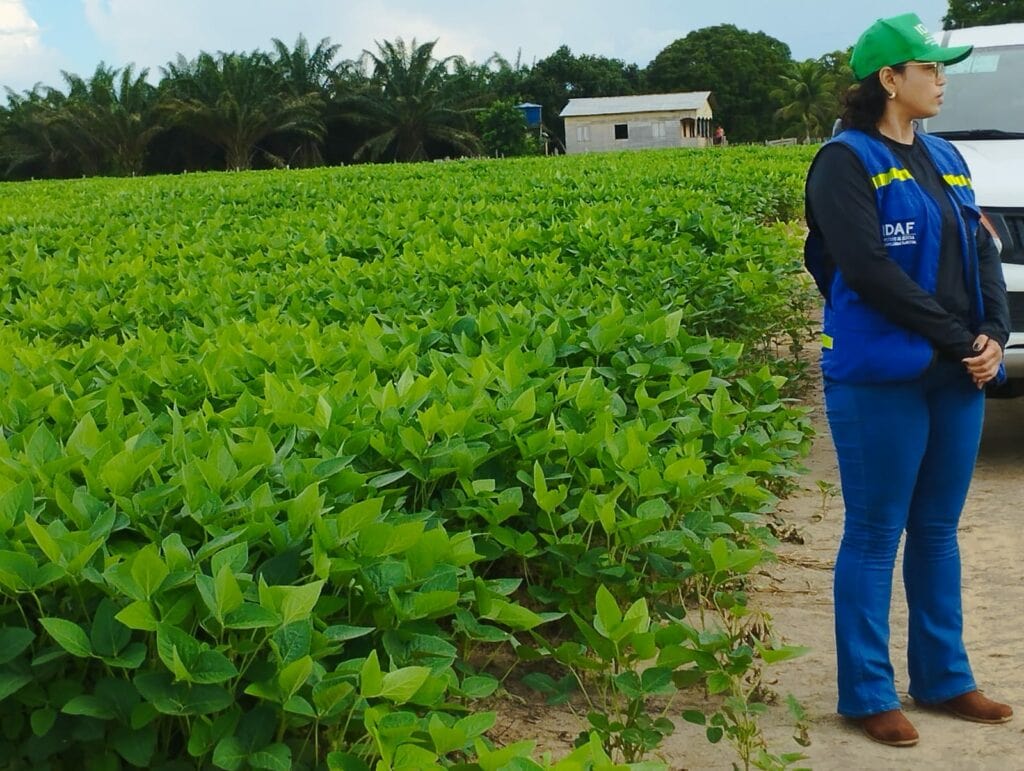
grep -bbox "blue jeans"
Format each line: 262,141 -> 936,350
824,359 -> 984,717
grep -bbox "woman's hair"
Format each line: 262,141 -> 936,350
841,65 -> 906,131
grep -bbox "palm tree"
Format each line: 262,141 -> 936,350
271,34 -> 342,97
159,50 -> 324,171
0,84 -> 77,179
269,34 -> 341,167
772,60 -> 835,142
340,38 -> 482,162
483,50 -> 530,101
61,63 -> 164,176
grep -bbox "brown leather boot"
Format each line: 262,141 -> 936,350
939,691 -> 1013,724
860,709 -> 920,747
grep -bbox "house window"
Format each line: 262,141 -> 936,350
576,125 -> 591,142
614,123 -> 629,140
653,122 -> 667,139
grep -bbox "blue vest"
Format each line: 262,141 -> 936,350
804,128 -> 999,384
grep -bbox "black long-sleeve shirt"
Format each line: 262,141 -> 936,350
806,132 -> 1010,362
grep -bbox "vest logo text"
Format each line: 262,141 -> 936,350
882,220 -> 917,247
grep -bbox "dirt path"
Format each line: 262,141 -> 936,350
665,384 -> 1024,770
494,385 -> 1024,769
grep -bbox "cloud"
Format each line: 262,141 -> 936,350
0,0 -> 64,92
341,1 -> 485,63
77,0 -> 658,76
80,0 -> 483,74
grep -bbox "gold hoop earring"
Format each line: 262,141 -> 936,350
887,91 -> 897,99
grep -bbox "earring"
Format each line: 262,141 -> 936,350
887,91 -> 897,99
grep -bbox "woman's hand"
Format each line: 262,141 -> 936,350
962,334 -> 1003,389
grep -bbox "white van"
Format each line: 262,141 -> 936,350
925,23 -> 1024,393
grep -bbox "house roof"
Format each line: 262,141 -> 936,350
559,92 -> 712,118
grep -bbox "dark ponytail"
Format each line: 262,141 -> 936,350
841,65 -> 906,131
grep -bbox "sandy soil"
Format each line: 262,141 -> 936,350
494,384 -> 1024,770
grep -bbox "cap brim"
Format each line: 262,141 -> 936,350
919,43 -> 973,66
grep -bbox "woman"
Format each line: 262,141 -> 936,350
804,13 -> 1013,747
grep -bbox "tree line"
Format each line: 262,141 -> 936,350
4,0 -> 1020,181
0,23 -> 860,180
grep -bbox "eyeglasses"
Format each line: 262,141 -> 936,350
902,61 -> 946,80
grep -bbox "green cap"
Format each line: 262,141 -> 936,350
850,13 -> 973,80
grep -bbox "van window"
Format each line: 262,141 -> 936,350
925,45 -> 1024,134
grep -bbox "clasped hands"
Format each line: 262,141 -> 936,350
962,334 -> 1003,389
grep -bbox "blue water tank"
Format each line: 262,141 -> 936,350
515,102 -> 543,127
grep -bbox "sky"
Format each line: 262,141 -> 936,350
2,0 -> 951,94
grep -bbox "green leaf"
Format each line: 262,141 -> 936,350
188,719 -> 214,757
183,685 -> 234,716
394,743 -> 442,769
594,584 -> 622,636
40,617 -> 92,657
224,603 -> 280,630
429,714 -> 466,755
66,413 -> 103,459
100,446 -> 162,496
26,425 -> 61,467
30,707 -> 57,737
0,479 -> 33,530
0,627 -> 35,664
156,625 -> 200,679
759,644 -> 810,665
210,541 -> 248,576
130,701 -> 159,729
62,694 -> 115,719
709,537 -> 730,573
131,545 -> 169,599
322,624 -> 374,642
457,675 -> 499,699
111,724 -> 157,766
0,550 -> 36,591
485,599 -> 547,631
326,753 -> 371,771
511,387 -> 536,422
287,482 -> 323,539
278,656 -> 313,701
706,671 -> 732,695
214,563 -> 244,617
212,736 -> 246,771
24,517 -> 63,566
360,650 -> 383,698
457,711 -> 496,739
313,676 -> 355,717
0,672 -> 32,700
250,743 -> 292,771
283,695 -> 316,718
272,620 -> 311,665
682,709 -> 706,725
640,667 -> 675,696
102,642 -> 147,670
116,601 -> 159,631
379,666 -> 430,704
91,599 -> 131,658
191,650 -> 239,684
260,580 -> 324,626
336,498 -> 383,542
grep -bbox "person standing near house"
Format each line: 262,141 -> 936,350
803,12 -> 1013,747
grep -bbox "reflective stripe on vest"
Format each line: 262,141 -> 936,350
871,167 -> 913,188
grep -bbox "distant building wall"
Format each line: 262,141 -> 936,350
563,103 -> 714,155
